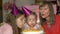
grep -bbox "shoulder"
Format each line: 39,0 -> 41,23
55,15 -> 60,17
0,23 -> 13,34
5,23 -> 12,29
55,15 -> 60,24
0,23 -> 12,29
55,15 -> 60,20
2,23 -> 13,31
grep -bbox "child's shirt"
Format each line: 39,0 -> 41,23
22,23 -> 40,30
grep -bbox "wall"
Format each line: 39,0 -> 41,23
15,0 -> 34,8
2,0 -> 35,21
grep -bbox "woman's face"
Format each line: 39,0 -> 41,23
16,15 -> 25,28
39,4 -> 50,18
27,15 -> 36,26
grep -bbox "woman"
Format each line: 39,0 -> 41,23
39,2 -> 60,34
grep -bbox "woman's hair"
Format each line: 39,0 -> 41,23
39,1 -> 55,25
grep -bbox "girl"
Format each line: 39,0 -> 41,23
16,11 -> 25,34
23,12 -> 40,30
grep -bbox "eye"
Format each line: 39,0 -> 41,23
44,8 -> 47,10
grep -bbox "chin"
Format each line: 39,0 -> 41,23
42,16 -> 46,18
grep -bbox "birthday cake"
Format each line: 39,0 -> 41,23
21,30 -> 44,34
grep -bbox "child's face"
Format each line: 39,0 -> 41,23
27,15 -> 36,26
16,15 -> 25,28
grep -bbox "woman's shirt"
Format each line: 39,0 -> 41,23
0,23 -> 13,34
42,15 -> 60,34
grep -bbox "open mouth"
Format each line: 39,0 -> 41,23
42,14 -> 45,16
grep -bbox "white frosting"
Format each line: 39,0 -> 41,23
21,30 -> 44,34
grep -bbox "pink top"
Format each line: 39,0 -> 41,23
0,23 -> 13,34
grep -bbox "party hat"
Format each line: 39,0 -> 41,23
22,6 -> 31,16
11,4 -> 19,16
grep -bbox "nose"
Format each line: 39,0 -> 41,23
31,20 -> 33,22
42,10 -> 45,12
40,10 -> 45,14
40,9 -> 44,12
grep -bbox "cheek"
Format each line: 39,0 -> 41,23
46,10 -> 50,16
32,21 -> 36,25
16,19 -> 22,23
16,19 -> 19,23
39,10 -> 42,13
28,20 -> 32,24
16,20 -> 20,25
28,20 -> 31,24
43,12 -> 49,18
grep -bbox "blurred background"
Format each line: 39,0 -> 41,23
0,0 -> 60,23
0,0 -> 2,23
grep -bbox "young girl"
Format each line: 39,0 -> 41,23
16,11 -> 25,34
16,13 -> 25,29
23,12 -> 40,30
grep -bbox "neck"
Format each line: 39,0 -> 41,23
46,16 -> 52,29
46,16 -> 50,23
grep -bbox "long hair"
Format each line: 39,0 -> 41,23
39,1 -> 55,25
15,10 -> 25,34
6,13 -> 19,34
6,10 -> 24,34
